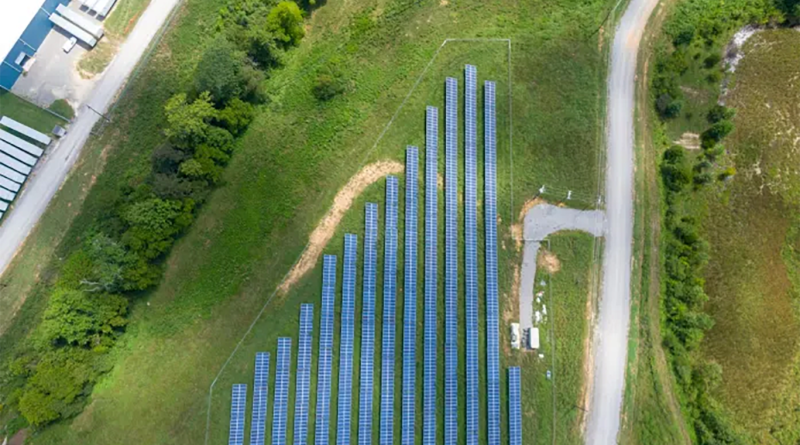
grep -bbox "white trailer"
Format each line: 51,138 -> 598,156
0,117 -> 51,145
55,4 -> 104,40
0,165 -> 26,183
0,187 -> 16,202
0,130 -> 44,158
49,14 -> 97,47
0,153 -> 32,175
0,141 -> 37,166
526,327 -> 540,350
0,176 -> 21,193
510,323 -> 521,350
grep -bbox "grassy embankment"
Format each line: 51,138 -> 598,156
0,91 -> 66,134
0,0 -> 614,443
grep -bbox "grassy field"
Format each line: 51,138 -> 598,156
698,29 -> 800,443
0,0 -> 616,442
0,90 -> 67,134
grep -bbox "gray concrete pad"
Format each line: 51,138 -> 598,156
518,204 -> 605,331
12,2 -> 99,108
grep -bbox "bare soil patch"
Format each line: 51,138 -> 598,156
537,249 -> 561,274
277,160 -> 404,295
674,132 -> 700,150
510,197 -> 547,250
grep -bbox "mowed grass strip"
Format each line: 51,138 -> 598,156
0,0 -> 615,443
699,29 -> 800,442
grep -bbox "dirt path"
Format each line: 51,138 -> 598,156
277,160 -> 404,295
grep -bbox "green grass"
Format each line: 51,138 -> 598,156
104,0 -> 153,37
509,232 -> 598,445
697,29 -> 800,443
0,90 -> 67,134
0,0 -> 616,442
47,99 -> 75,120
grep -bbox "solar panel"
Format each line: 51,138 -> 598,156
444,77 -> 458,445
402,146 -> 418,445
229,384 -> 247,445
423,106 -> 438,445
316,255 -> 337,445
294,304 -> 314,445
484,80 -> 501,445
250,353 -> 271,445
273,338 -> 292,445
464,64 -> 480,445
379,177 -> 399,445
337,234 -> 358,445
359,203 -> 378,445
508,368 -> 522,445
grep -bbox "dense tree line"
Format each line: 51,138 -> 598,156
1,0 -> 307,430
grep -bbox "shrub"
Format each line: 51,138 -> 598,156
706,105 -> 736,124
194,37 -> 248,105
216,98 -> 255,136
37,288 -> 128,348
313,74 -> 345,101
48,99 -> 75,120
163,92 -> 216,149
703,52 -> 722,69
701,119 -> 734,146
267,1 -> 305,48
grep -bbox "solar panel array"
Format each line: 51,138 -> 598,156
464,64 -> 480,445
402,146 -> 419,445
444,77 -> 459,445
359,203 -> 378,445
316,255 -> 337,445
508,367 -> 522,445
337,234 -> 358,445
484,80 -> 501,445
250,353 -> 270,445
294,304 -> 314,445
273,338 -> 292,445
229,384 -> 247,445
379,177 -> 399,445
423,106 -> 439,445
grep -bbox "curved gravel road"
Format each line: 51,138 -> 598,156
585,0 -> 659,443
0,0 -> 180,277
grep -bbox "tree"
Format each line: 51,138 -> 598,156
163,92 -> 216,149
216,98 -> 255,136
246,26 -> 283,68
121,198 -> 194,259
267,2 -> 305,48
38,288 -> 128,348
706,105 -> 735,124
701,120 -> 734,146
195,37 -> 248,105
313,74 -> 345,101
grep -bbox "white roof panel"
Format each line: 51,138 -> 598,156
0,201 -> 7,211
0,140 -> 37,166
0,1 -> 43,63
0,117 -> 51,145
0,164 -> 26,183
0,186 -> 16,202
0,153 -> 32,175
0,130 -> 44,157
0,175 -> 20,192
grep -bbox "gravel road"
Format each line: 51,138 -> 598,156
0,0 -> 181,277
518,204 -> 606,330
584,0 -> 660,443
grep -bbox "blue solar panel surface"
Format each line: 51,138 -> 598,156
484,80 -> 501,445
316,256 -> 337,445
359,203 -> 378,445
464,64 -> 480,445
337,234 -> 358,445
508,368 -> 522,445
273,338 -> 292,445
229,384 -> 247,445
423,106 -> 438,445
402,147 -> 418,445
250,353 -> 270,445
294,304 -> 314,445
379,177 -> 398,445
444,76 -> 458,445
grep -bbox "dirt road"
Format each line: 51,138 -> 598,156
0,0 -> 181,277
585,0 -> 660,443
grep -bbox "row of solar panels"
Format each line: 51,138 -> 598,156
227,65 -> 523,445
0,116 -> 52,220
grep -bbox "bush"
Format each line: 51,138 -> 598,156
267,1 -> 305,48
706,105 -> 736,124
48,99 -> 75,120
163,92 -> 216,149
703,52 -> 722,69
216,98 -> 255,136
37,288 -> 127,348
701,119 -> 734,146
312,74 -> 345,101
194,37 -> 248,105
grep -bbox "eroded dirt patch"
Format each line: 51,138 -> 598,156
278,160 -> 404,295
674,132 -> 700,150
537,249 -> 561,274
